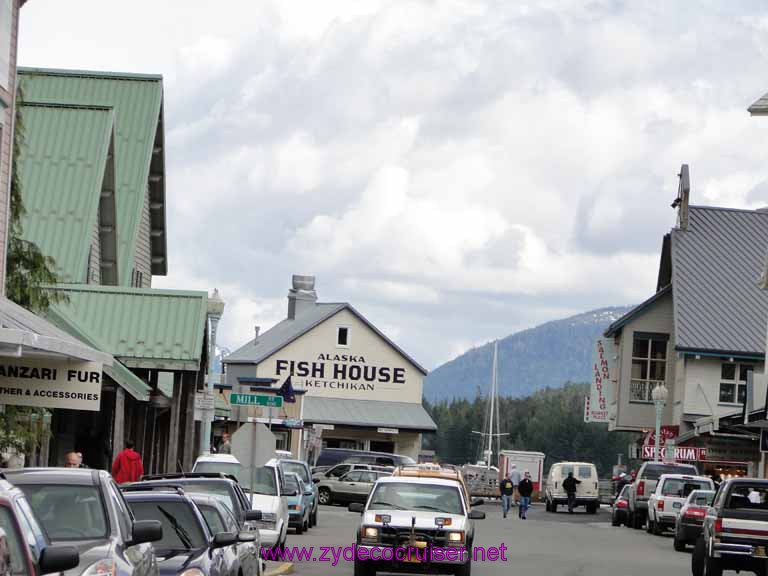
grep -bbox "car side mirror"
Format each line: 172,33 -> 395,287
213,532 -> 238,548
471,499 -> 484,507
468,510 -> 485,520
39,546 -> 80,575
348,503 -> 365,513
245,510 -> 262,521
238,531 -> 256,543
130,520 -> 163,546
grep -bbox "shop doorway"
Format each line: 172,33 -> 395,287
370,441 -> 395,453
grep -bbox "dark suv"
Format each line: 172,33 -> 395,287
0,477 -> 80,575
131,473 -> 262,532
5,468 -> 161,576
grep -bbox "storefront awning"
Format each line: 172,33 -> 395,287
103,360 -> 151,402
302,397 -> 437,432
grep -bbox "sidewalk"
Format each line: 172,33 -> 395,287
264,561 -> 293,576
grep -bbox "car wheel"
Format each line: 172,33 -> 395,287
318,488 -> 332,505
551,502 -> 558,513
652,520 -> 663,536
703,552 -> 723,576
673,529 -> 686,552
354,557 -> 375,576
611,511 -> 620,527
303,516 -> 309,532
646,517 -> 654,534
692,537 -> 705,576
454,554 -> 472,576
310,508 -> 317,527
632,511 -> 644,530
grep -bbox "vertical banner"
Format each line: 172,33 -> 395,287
587,338 -> 616,422
584,395 -> 591,422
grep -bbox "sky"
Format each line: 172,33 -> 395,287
17,0 -> 768,369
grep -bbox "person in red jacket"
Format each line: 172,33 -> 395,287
111,440 -> 144,484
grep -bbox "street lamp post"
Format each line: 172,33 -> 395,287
651,382 -> 669,462
200,289 -> 226,456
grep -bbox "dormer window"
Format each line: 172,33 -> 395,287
336,326 -> 350,348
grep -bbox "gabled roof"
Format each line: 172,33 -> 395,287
671,206 -> 768,356
45,284 -> 208,371
604,285 -> 672,338
18,67 -> 167,282
17,103 -> 117,283
302,397 -> 437,431
225,302 -> 428,375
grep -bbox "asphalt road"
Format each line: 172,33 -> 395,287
282,502 -> 692,576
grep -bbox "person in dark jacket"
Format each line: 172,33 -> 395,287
518,471 -> 534,519
562,471 -> 581,514
111,440 -> 144,484
500,474 -> 515,519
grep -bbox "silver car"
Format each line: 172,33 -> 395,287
317,470 -> 391,506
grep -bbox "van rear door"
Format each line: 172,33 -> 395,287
576,465 -> 598,497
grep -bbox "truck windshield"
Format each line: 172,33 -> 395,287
369,482 -> 464,515
643,465 -> 697,481
661,479 -> 711,497
727,485 -> 768,509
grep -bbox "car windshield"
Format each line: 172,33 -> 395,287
193,462 -> 243,479
661,479 -> 711,497
20,484 -> 108,541
281,462 -> 310,484
198,504 -> 227,535
177,483 -> 236,514
369,483 -> 464,515
285,475 -> 299,494
129,500 -> 207,550
0,505 -> 32,576
688,491 -> 715,506
243,467 -> 278,496
642,465 -> 697,481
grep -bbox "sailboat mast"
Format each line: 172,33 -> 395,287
487,340 -> 498,469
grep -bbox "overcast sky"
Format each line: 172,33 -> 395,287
17,0 -> 768,369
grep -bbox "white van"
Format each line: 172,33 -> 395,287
545,462 -> 599,514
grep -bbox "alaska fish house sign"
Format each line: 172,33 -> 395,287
275,354 -> 406,393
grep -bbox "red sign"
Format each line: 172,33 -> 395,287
641,445 -> 706,461
644,426 -> 679,447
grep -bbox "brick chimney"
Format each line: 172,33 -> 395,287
287,275 -> 317,319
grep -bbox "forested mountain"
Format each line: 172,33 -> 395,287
424,306 -> 632,401
423,383 -> 638,476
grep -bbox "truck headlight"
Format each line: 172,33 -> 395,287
447,531 -> 465,544
362,527 -> 379,540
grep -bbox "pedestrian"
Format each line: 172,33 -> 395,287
500,473 -> 514,519
218,432 -> 232,455
111,440 -> 144,484
518,470 -> 534,519
63,452 -> 81,468
509,464 -> 522,507
562,471 -> 581,514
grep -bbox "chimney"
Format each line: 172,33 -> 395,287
254,326 -> 260,344
673,164 -> 690,230
287,275 -> 317,320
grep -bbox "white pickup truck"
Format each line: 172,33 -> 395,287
645,473 -> 714,535
628,461 -> 698,529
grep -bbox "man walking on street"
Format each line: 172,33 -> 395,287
219,432 -> 232,455
518,470 -> 534,519
111,440 -> 144,484
563,471 -> 581,514
500,473 -> 514,518
509,465 -> 522,507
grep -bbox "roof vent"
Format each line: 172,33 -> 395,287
287,275 -> 317,320
672,164 -> 690,230
254,326 -> 260,344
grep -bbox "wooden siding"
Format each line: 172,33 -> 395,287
133,183 -> 151,287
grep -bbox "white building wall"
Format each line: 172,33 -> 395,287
682,356 -> 765,419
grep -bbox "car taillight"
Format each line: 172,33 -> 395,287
637,481 -> 645,496
714,517 -> 723,535
617,500 -> 628,509
657,500 -> 664,511
683,508 -> 706,519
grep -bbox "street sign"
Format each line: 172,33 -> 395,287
229,393 -> 283,408
195,391 -> 215,410
377,427 -> 399,434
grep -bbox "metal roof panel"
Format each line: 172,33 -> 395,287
302,396 -> 437,431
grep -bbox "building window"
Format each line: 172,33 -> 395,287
336,326 -> 350,348
719,362 -> 754,405
274,431 -> 289,452
629,335 -> 667,403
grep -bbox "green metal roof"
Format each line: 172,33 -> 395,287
46,284 -> 208,371
18,67 -> 167,282
17,103 -> 115,283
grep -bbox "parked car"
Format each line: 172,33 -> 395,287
692,478 -> 768,576
611,484 -> 631,527
646,474 -> 714,535
545,462 -> 599,514
5,468 -> 162,576
627,461 -> 698,529
284,473 -> 312,535
124,489 -> 252,576
673,489 -> 715,552
347,474 -> 485,576
131,473 -> 262,534
277,459 -> 319,527
0,477 -> 80,576
312,463 -> 393,484
317,470 -> 392,506
192,454 -> 243,482
242,464 -> 288,551
313,448 -> 416,469
187,493 -> 262,576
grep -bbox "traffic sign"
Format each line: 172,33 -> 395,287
229,393 -> 283,407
